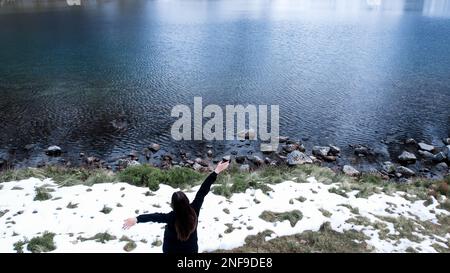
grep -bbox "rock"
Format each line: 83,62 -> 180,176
343,165 -> 360,176
128,160 -> 141,167
353,145 -> 370,156
418,150 -> 434,159
418,142 -> 435,152
206,144 -> 213,149
278,136 -> 289,143
264,157 -> 271,164
194,157 -> 208,167
128,150 -> 139,159
239,164 -> 250,172
111,117 -> 127,131
323,155 -> 337,162
329,145 -> 341,155
445,145 -> 450,159
396,166 -> 415,177
312,146 -> 330,158
282,144 -> 298,153
192,162 -> 202,171
222,155 -> 231,162
163,154 -> 173,161
45,146 -> 62,156
117,159 -> 140,168
206,150 -> 213,157
85,156 -> 99,165
433,152 -> 446,163
230,150 -> 238,155
398,151 -> 417,164
443,138 -> 450,145
185,160 -> 194,165
435,162 -> 448,172
381,161 -> 396,173
235,155 -> 246,164
79,152 -> 85,157
260,143 -> 277,153
247,155 -> 263,166
398,178 -> 412,183
148,143 -> 161,152
287,151 -> 313,166
237,129 -> 256,140
405,138 -> 416,145
24,144 -> 36,151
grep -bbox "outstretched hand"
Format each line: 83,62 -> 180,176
214,160 -> 230,174
123,217 -> 137,230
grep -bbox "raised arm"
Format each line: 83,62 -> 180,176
191,161 -> 229,212
123,212 -> 170,230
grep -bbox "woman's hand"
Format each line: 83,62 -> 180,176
214,160 -> 230,174
123,217 -> 137,230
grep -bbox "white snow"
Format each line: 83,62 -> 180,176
0,177 -> 448,253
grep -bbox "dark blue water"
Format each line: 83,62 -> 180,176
0,0 -> 449,168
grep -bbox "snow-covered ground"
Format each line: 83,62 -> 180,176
0,176 -> 449,253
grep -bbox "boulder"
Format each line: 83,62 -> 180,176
287,151 -> 313,165
418,150 -> 434,159
260,143 -> 277,153
443,138 -> 450,145
185,160 -> 194,165
128,150 -> 139,159
278,136 -> 289,143
24,144 -> 36,151
398,151 -> 417,164
264,157 -> 272,164
45,146 -> 62,156
235,155 -> 246,164
323,155 -> 337,162
207,150 -> 213,157
85,156 -> 100,165
194,157 -> 209,167
329,145 -> 341,155
239,164 -> 250,172
418,142 -> 435,152
381,161 -> 396,173
343,165 -> 360,176
117,159 -> 140,168
353,145 -> 370,156
247,155 -> 263,166
192,162 -> 202,171
237,129 -> 256,140
405,138 -> 417,145
222,155 -> 231,162
396,166 -> 415,177
435,162 -> 448,172
282,144 -> 299,153
312,146 -> 330,158
148,143 -> 161,152
433,152 -> 446,163
446,145 -> 450,159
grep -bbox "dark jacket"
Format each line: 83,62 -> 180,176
136,171 -> 217,253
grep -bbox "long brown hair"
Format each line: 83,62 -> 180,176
171,191 -> 197,241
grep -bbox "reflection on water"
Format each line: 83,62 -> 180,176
0,0 -> 449,168
1,0 -> 450,17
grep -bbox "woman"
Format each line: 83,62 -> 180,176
122,160 -> 229,253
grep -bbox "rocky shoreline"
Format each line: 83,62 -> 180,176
1,136 -> 449,182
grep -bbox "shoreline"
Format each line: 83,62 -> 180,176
1,135 -> 449,182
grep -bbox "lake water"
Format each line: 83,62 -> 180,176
1,0 -> 450,168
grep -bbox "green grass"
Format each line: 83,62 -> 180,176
216,222 -> 370,253
118,165 -> 205,191
259,210 -> 303,227
27,232 -> 56,253
13,239 -> 28,253
123,241 -> 137,252
78,232 -> 117,244
0,166 -> 116,186
34,186 -> 53,201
